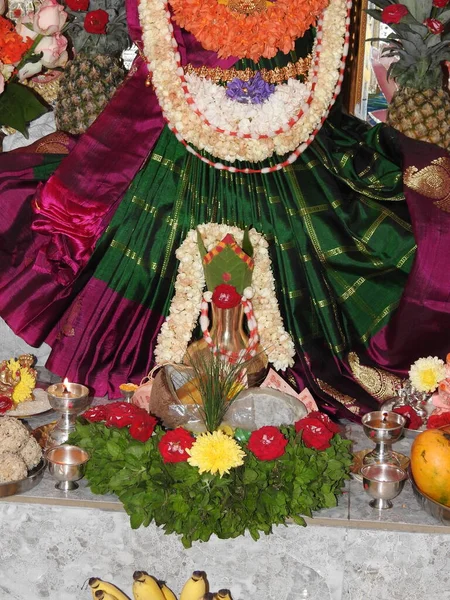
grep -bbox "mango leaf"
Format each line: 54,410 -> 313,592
0,82 -> 48,137
203,245 -> 253,293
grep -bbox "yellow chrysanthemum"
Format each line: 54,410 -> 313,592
187,430 -> 245,477
8,360 -> 36,404
409,356 -> 446,393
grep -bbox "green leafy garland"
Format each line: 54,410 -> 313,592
70,421 -> 352,548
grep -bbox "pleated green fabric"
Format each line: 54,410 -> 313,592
90,112 -> 415,361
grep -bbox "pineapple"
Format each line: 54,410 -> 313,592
368,0 -> 450,150
55,53 -> 125,134
55,0 -> 130,135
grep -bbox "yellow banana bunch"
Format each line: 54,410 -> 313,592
159,581 -> 178,600
215,591 -> 233,600
88,578 -> 131,600
94,591 -> 121,600
132,571 -> 166,600
180,571 -> 208,600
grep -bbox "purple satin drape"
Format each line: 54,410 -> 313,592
369,135 -> 450,373
30,0 -> 237,283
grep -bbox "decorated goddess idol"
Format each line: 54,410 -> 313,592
0,0 -> 449,420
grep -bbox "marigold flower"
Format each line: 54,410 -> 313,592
187,430 -> 245,477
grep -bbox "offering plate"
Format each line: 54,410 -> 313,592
409,469 -> 450,526
0,459 -> 47,498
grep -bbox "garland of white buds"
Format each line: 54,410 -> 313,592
154,224 -> 296,370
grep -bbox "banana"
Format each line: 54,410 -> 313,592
180,571 -> 208,600
94,592 -> 120,600
216,591 -> 233,600
88,578 -> 131,600
159,581 -> 178,600
132,571 -> 166,600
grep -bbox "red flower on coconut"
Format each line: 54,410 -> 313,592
381,4 -> 408,24
306,411 -> 341,434
433,0 -> 449,7
212,284 -> 242,309
247,426 -> 288,460
84,9 -> 109,34
158,428 -> 195,463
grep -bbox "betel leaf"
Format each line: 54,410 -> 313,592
0,82 -> 48,137
69,422 -> 352,548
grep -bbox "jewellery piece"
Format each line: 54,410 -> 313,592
184,56 -> 312,85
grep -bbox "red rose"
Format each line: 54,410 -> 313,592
129,413 -> 157,442
0,396 -> 13,413
247,426 -> 288,460
84,9 -> 109,34
393,406 -> 423,430
105,402 -> 142,428
433,0 -> 449,8
381,4 -> 409,24
83,404 -> 109,422
158,428 -> 195,463
427,411 -> 450,429
66,0 -> 89,10
306,411 -> 341,434
424,17 -> 444,34
295,417 -> 334,451
212,284 -> 242,309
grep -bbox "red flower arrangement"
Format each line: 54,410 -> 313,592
381,4 -> 409,24
427,411 -> 450,429
84,9 -> 109,34
158,428 -> 195,463
393,406 -> 423,430
424,17 -> 444,34
66,0 -> 89,10
0,396 -> 13,413
294,413 -> 338,451
247,425 -> 288,460
83,402 -> 157,442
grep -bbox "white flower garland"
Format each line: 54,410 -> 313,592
185,73 -> 310,138
137,0 -> 350,167
154,224 -> 296,371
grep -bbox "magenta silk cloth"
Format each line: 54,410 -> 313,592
30,0 -> 237,282
0,0 -> 236,346
368,135 -> 450,373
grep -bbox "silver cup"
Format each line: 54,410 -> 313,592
361,463 -> 407,509
46,382 -> 91,447
45,444 -> 90,491
362,410 -> 405,466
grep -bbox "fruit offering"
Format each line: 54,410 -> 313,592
88,571 -> 234,600
410,425 -> 450,506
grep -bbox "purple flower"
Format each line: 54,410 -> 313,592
226,71 -> 274,104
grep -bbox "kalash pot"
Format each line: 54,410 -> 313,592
184,303 -> 268,386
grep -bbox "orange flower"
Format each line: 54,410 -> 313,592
0,30 -> 33,64
170,0 -> 329,62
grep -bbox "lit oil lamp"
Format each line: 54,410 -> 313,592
46,378 -> 91,447
361,410 -> 406,466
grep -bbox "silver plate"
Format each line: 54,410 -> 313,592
0,459 -> 47,498
409,469 -> 450,526
380,398 -> 434,438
